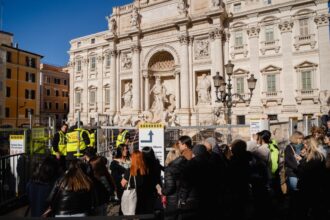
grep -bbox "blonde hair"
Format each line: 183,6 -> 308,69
165,142 -> 180,166
304,137 -> 324,162
289,131 -> 304,144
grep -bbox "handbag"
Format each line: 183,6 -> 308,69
121,175 -> 137,215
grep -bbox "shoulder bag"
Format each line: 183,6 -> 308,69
121,175 -> 137,216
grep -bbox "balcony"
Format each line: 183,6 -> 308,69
294,34 -> 316,51
260,40 -> 280,55
261,91 -> 283,106
230,44 -> 248,59
295,89 -> 318,104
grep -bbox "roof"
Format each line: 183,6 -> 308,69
0,30 -> 14,36
1,44 -> 44,58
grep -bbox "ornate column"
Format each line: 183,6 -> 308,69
131,44 -> 141,112
174,70 -> 180,109
247,25 -> 263,115
314,14 -> 330,109
179,35 -> 190,110
143,72 -> 149,110
209,27 -> 224,105
109,49 -> 117,115
278,20 -> 297,114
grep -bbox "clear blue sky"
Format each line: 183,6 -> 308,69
2,0 -> 132,66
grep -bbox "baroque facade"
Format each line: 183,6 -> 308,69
67,0 -> 330,126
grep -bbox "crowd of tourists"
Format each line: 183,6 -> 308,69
25,117 -> 330,219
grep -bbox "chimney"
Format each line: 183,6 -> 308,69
15,43 -> 18,48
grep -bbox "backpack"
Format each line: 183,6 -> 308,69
268,140 -> 279,175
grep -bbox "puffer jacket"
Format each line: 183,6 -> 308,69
162,156 -> 187,210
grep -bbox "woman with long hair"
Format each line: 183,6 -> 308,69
121,150 -> 155,214
296,137 -> 326,219
27,157 -> 59,217
48,159 -> 95,217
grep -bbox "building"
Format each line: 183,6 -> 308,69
40,64 -> 69,128
0,31 -> 43,127
67,0 -> 330,126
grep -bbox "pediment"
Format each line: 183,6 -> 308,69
88,85 -> 97,90
261,65 -> 282,73
74,87 -> 83,91
294,61 -> 318,69
233,68 -> 249,75
103,83 -> 110,88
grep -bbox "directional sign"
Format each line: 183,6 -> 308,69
10,135 -> 25,155
139,123 -> 165,166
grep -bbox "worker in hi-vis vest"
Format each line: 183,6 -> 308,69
115,129 -> 130,148
51,123 -> 68,170
66,121 -> 90,161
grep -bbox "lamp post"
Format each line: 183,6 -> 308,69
213,60 -> 257,143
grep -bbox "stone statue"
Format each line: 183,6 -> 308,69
177,0 -> 188,16
196,74 -> 211,104
150,77 -> 168,121
131,6 -> 140,28
122,82 -> 132,108
196,40 -> 209,58
212,0 -> 221,7
122,53 -> 132,70
320,90 -> 330,106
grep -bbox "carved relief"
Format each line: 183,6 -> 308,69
247,26 -> 260,38
179,35 -> 190,45
209,28 -> 224,41
314,14 -> 329,27
278,20 -> 293,32
195,39 -> 210,59
131,44 -> 141,53
211,0 -> 221,8
121,53 -> 132,70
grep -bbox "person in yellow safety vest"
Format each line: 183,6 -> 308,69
115,129 -> 130,148
52,123 -> 68,171
66,121 -> 90,160
88,129 -> 96,149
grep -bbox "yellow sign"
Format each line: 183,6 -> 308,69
139,123 -> 164,129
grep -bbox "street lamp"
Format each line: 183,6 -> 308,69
213,60 -> 257,143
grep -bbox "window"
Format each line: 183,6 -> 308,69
6,87 -> 10,97
25,72 -> 36,82
106,55 -> 111,67
77,41 -> 81,47
54,78 -> 61,84
268,114 -> 278,121
233,3 -> 241,12
90,57 -> 96,70
299,18 -> 309,36
47,89 -> 51,96
105,88 -> 110,104
75,92 -> 81,106
64,79 -> 67,85
6,69 -> 11,79
77,60 -> 82,72
236,77 -> 244,94
6,51 -> 12,62
49,103 -> 52,109
267,75 -> 276,92
0,81 -> 2,90
265,25 -> 274,42
89,90 -> 96,104
64,103 -> 67,110
55,90 -> 59,97
25,90 -> 35,99
5,108 -> 10,118
44,102 -> 48,110
237,115 -> 245,125
301,70 -> 312,90
234,31 -> 243,47
56,103 -> 59,110
264,0 -> 272,4
25,56 -> 35,67
62,91 -> 65,97
25,109 -> 34,118
91,38 -> 95,44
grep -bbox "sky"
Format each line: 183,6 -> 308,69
2,0 -> 132,66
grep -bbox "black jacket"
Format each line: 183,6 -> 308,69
284,144 -> 299,177
162,156 -> 187,210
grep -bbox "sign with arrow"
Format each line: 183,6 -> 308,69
139,123 -> 165,166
